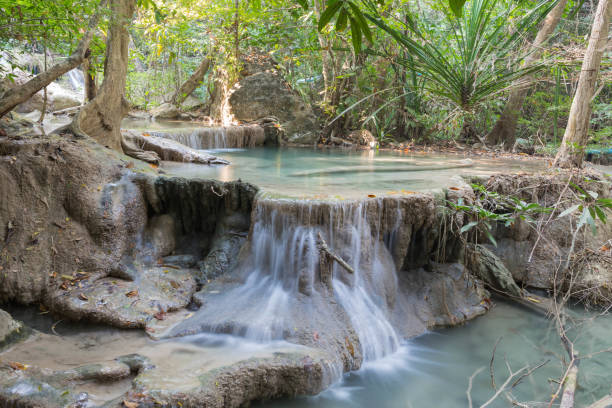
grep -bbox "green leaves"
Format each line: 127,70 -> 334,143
367,0 -> 558,112
318,0 -> 343,31
317,0 -> 372,53
448,0 -> 467,17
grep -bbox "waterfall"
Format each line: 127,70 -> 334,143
171,196 -> 417,363
65,68 -> 84,91
149,125 -> 265,150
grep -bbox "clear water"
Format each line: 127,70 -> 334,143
161,147 -> 544,199
259,300 -> 612,408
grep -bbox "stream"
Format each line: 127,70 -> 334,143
1,125 -> 610,407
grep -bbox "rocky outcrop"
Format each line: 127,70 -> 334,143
227,55 -> 319,145
0,131 -> 256,329
121,130 -> 230,164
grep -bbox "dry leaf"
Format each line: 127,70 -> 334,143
126,162 -> 134,169
449,187 -> 461,191
78,293 -> 88,301
123,400 -> 139,408
126,290 -> 138,298
8,362 -> 27,370
367,194 -> 376,198
169,280 -> 179,289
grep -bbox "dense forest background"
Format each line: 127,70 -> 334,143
0,0 -> 610,153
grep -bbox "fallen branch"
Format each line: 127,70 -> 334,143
559,359 -> 579,408
0,6 -> 102,118
316,231 -> 354,275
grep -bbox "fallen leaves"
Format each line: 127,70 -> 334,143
126,290 -> 139,298
8,361 -> 28,370
123,400 -> 139,408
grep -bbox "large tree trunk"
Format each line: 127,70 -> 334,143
74,0 -> 136,151
207,67 -> 231,123
0,10 -> 100,118
486,0 -> 569,148
554,0 -> 611,168
171,56 -> 212,106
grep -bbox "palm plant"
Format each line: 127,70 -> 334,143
365,0 -> 558,136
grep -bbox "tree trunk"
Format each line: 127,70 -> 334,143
0,10 -> 100,118
554,0 -> 611,168
314,0 -> 336,107
207,67 -> 231,123
82,55 -> 97,102
171,56 -> 212,106
75,0 -> 136,151
486,0 -> 568,148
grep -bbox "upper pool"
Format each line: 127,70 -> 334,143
161,147 -> 545,199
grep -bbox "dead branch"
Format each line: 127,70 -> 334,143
467,366 -> 485,408
316,231 -> 354,274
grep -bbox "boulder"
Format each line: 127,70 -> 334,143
150,103 -> 180,120
345,129 -> 376,146
228,71 -> 319,145
0,309 -> 27,350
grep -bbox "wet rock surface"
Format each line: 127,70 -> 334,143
1,129 -> 611,407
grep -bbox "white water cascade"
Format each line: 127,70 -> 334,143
172,197 -> 410,363
149,125 -> 265,150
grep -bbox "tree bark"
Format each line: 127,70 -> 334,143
314,0 -> 336,107
554,0 -> 611,168
75,0 -> 136,151
0,9 -> 101,118
82,55 -> 97,102
486,0 -> 568,148
207,67 -> 231,122
171,56 -> 212,106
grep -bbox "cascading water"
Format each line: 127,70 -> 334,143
148,125 -> 265,150
65,68 -> 84,91
171,196 -> 411,364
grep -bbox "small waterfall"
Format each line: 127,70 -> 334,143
65,68 -> 84,91
149,125 -> 265,150
172,196 -> 422,363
